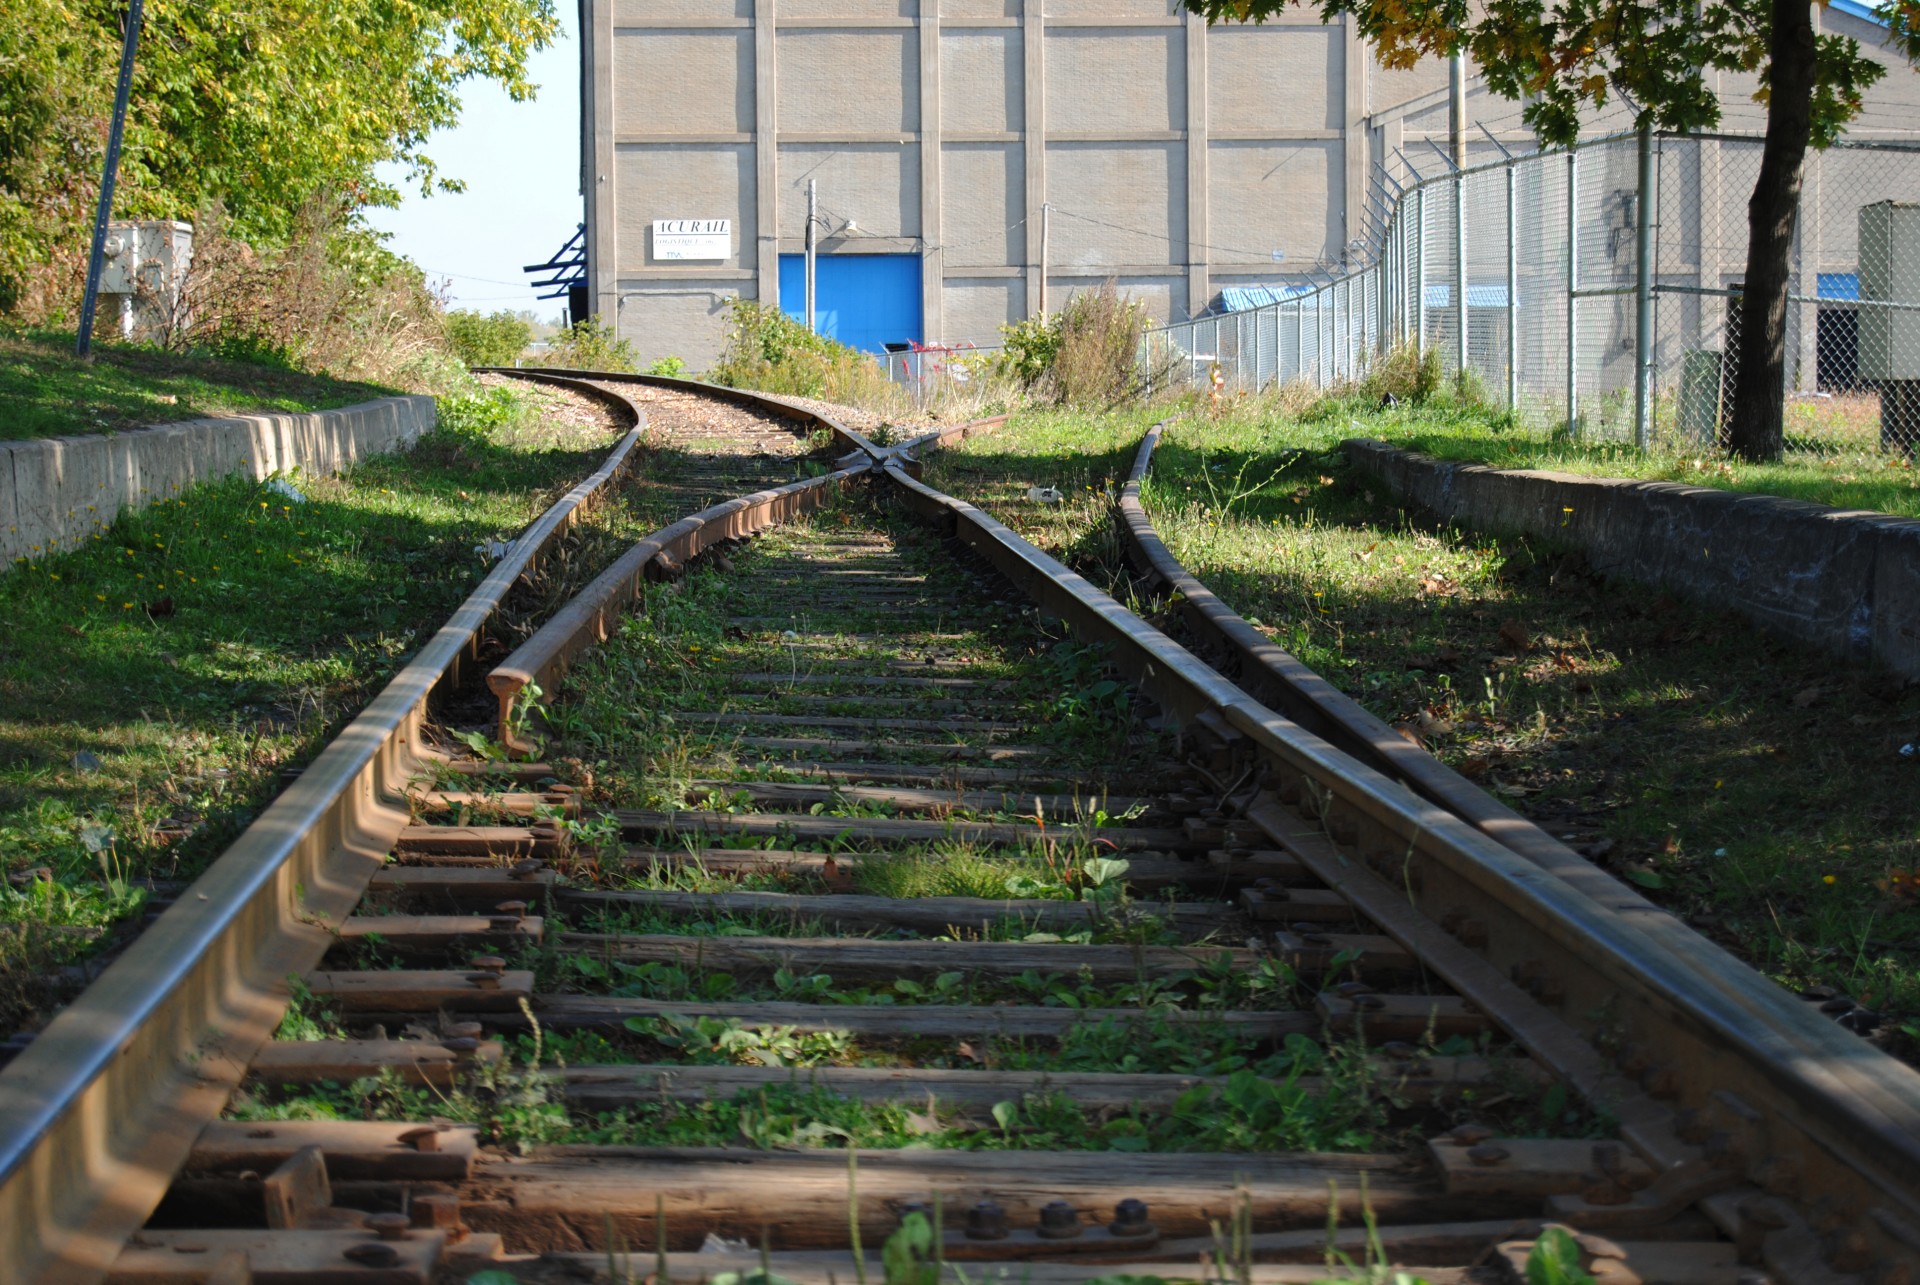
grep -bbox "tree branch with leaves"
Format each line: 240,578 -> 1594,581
1183,0 -> 1918,461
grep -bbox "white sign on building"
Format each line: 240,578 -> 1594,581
652,219 -> 731,261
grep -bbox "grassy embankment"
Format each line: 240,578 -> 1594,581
0,378 -> 644,1034
0,328 -> 399,442
926,393 -> 1920,1055
1354,390 -> 1920,519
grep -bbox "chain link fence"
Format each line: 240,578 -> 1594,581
1151,131 -> 1920,455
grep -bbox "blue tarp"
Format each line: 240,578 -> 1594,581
1219,284 -> 1317,312
1423,283 -> 1512,309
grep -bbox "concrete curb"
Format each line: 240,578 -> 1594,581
1343,438 -> 1920,681
2,395 -> 437,571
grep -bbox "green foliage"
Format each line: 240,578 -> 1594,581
996,311 -> 1063,388
994,282 -> 1154,408
0,0 -> 559,317
1525,1227 -> 1598,1285
445,310 -> 532,368
882,1212 -> 939,1285
1183,0 -> 1893,151
538,316 -> 638,373
706,299 -> 894,404
645,354 -> 688,377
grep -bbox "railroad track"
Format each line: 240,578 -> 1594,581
2,377 -> 1917,1285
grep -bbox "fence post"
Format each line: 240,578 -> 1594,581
1633,123 -> 1654,448
1566,149 -> 1580,438
1506,159 -> 1518,414
1415,187 -> 1428,353
1455,173 -> 1469,379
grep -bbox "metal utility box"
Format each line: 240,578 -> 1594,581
98,220 -> 193,338
1858,201 -> 1920,381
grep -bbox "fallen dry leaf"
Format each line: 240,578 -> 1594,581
1498,619 -> 1532,652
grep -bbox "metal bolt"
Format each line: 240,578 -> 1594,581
1109,1198 -> 1154,1238
1333,981 -> 1374,997
446,1021 -> 484,1039
368,1212 -> 411,1242
509,859 -> 544,880
495,899 -> 529,919
471,955 -> 506,975
1446,1123 -> 1494,1146
1467,1142 -> 1509,1166
465,973 -> 501,990
344,1243 -> 400,1268
1036,1199 -> 1082,1239
441,1037 -> 481,1056
964,1200 -> 1008,1241
1296,932 -> 1331,947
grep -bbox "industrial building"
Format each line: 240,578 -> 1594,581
578,0 -> 1920,370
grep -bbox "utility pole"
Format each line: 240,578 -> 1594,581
1038,202 -> 1051,315
76,0 -> 145,359
804,179 -> 818,332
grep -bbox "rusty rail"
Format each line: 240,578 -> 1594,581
0,406 -> 649,1284
888,434 -> 1920,1277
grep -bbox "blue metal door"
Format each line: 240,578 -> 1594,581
778,254 -> 923,354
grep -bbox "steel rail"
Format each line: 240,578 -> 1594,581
484,367 -> 885,462
0,396 -> 651,1283
885,440 -> 1920,1277
488,461 -> 872,752
480,368 -> 913,751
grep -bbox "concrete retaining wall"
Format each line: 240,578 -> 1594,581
1344,438 -> 1920,680
2,395 -> 437,570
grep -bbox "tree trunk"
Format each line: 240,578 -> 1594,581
1727,0 -> 1818,461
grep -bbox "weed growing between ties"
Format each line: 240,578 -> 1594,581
938,398 -> 1920,1053
0,379 -> 639,1036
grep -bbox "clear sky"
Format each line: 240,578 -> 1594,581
363,11 -> 583,321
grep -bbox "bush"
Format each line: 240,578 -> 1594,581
156,197 -> 462,394
706,300 -> 896,406
445,310 -> 532,368
538,317 -> 637,373
994,281 -> 1152,408
1358,342 -> 1444,406
644,355 -> 687,377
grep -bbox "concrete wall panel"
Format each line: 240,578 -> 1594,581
777,31 -> 917,132
613,30 -> 751,134
1048,142 -> 1183,268
941,30 -> 1021,134
940,144 -> 1023,268
778,144 -> 920,239
1051,275 -> 1182,325
942,0 -> 1018,19
616,281 -> 750,371
942,277 -> 1024,344
1046,0 -> 1182,18
1209,27 -> 1338,132
1047,31 -> 1181,133
1210,140 -> 1339,271
613,0 -> 751,22
617,145 -> 755,268
780,0 -> 914,17
1,398 -> 436,571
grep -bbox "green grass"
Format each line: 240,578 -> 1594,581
1333,389 -> 1920,519
0,381 -> 641,1032
931,396 -> 1920,1055
0,328 -> 400,441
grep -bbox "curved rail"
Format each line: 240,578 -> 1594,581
483,370 -> 886,751
0,393 -> 652,1282
892,425 -> 1920,1275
